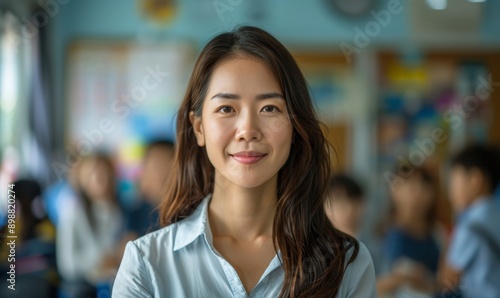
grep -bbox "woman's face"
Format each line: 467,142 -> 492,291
190,57 -> 293,189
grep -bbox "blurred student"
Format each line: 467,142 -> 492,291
377,167 -> 441,297
440,144 -> 500,298
324,174 -> 382,273
57,153 -> 124,298
0,179 -> 58,297
324,174 -> 365,237
125,140 -> 175,237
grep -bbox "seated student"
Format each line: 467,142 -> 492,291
57,153 -> 124,298
125,140 -> 175,237
377,167 -> 441,297
441,144 -> 500,298
0,179 -> 58,298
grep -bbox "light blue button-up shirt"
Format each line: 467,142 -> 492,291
112,194 -> 376,297
447,197 -> 500,298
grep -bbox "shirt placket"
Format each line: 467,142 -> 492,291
206,233 -> 282,298
201,199 -> 282,298
203,232 -> 248,297
216,255 -> 249,298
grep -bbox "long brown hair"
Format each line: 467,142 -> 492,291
77,153 -> 118,232
159,26 -> 359,297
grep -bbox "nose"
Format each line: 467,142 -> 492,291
234,110 -> 262,142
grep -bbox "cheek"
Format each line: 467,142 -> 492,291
204,119 -> 233,144
201,120 -> 232,164
265,120 -> 293,153
263,116 -> 291,135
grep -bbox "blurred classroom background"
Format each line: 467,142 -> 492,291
1,0 -> 500,297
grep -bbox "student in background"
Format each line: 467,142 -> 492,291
57,153 -> 124,298
0,179 -> 58,298
377,167 -> 441,297
324,174 -> 381,273
324,174 -> 365,237
440,144 -> 500,298
125,140 -> 175,237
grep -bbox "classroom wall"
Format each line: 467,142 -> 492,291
46,0 -> 500,163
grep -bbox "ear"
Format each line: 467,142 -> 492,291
189,111 -> 205,147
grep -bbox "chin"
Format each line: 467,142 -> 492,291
226,174 -> 274,190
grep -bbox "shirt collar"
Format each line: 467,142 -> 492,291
458,196 -> 490,223
172,193 -> 283,274
173,194 -> 212,251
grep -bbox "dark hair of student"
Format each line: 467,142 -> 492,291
327,174 -> 365,203
451,143 -> 500,193
158,26 -> 359,297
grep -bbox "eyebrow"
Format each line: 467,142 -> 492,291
210,92 -> 284,100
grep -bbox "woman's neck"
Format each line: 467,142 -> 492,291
209,172 -> 278,242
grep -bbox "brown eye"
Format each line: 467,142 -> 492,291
261,105 -> 279,113
218,106 -> 233,113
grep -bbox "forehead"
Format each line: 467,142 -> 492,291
207,57 -> 281,94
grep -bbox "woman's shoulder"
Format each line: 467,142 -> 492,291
114,223 -> 185,297
345,240 -> 373,271
130,222 -> 181,256
339,241 -> 377,297
130,196 -> 210,258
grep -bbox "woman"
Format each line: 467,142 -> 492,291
57,153 -> 124,297
113,26 -> 375,297
377,167 -> 442,297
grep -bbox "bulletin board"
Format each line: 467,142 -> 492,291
65,40 -> 194,203
65,40 -> 194,152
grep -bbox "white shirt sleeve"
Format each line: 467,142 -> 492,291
112,241 -> 154,298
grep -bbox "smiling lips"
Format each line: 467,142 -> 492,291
230,151 -> 267,165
